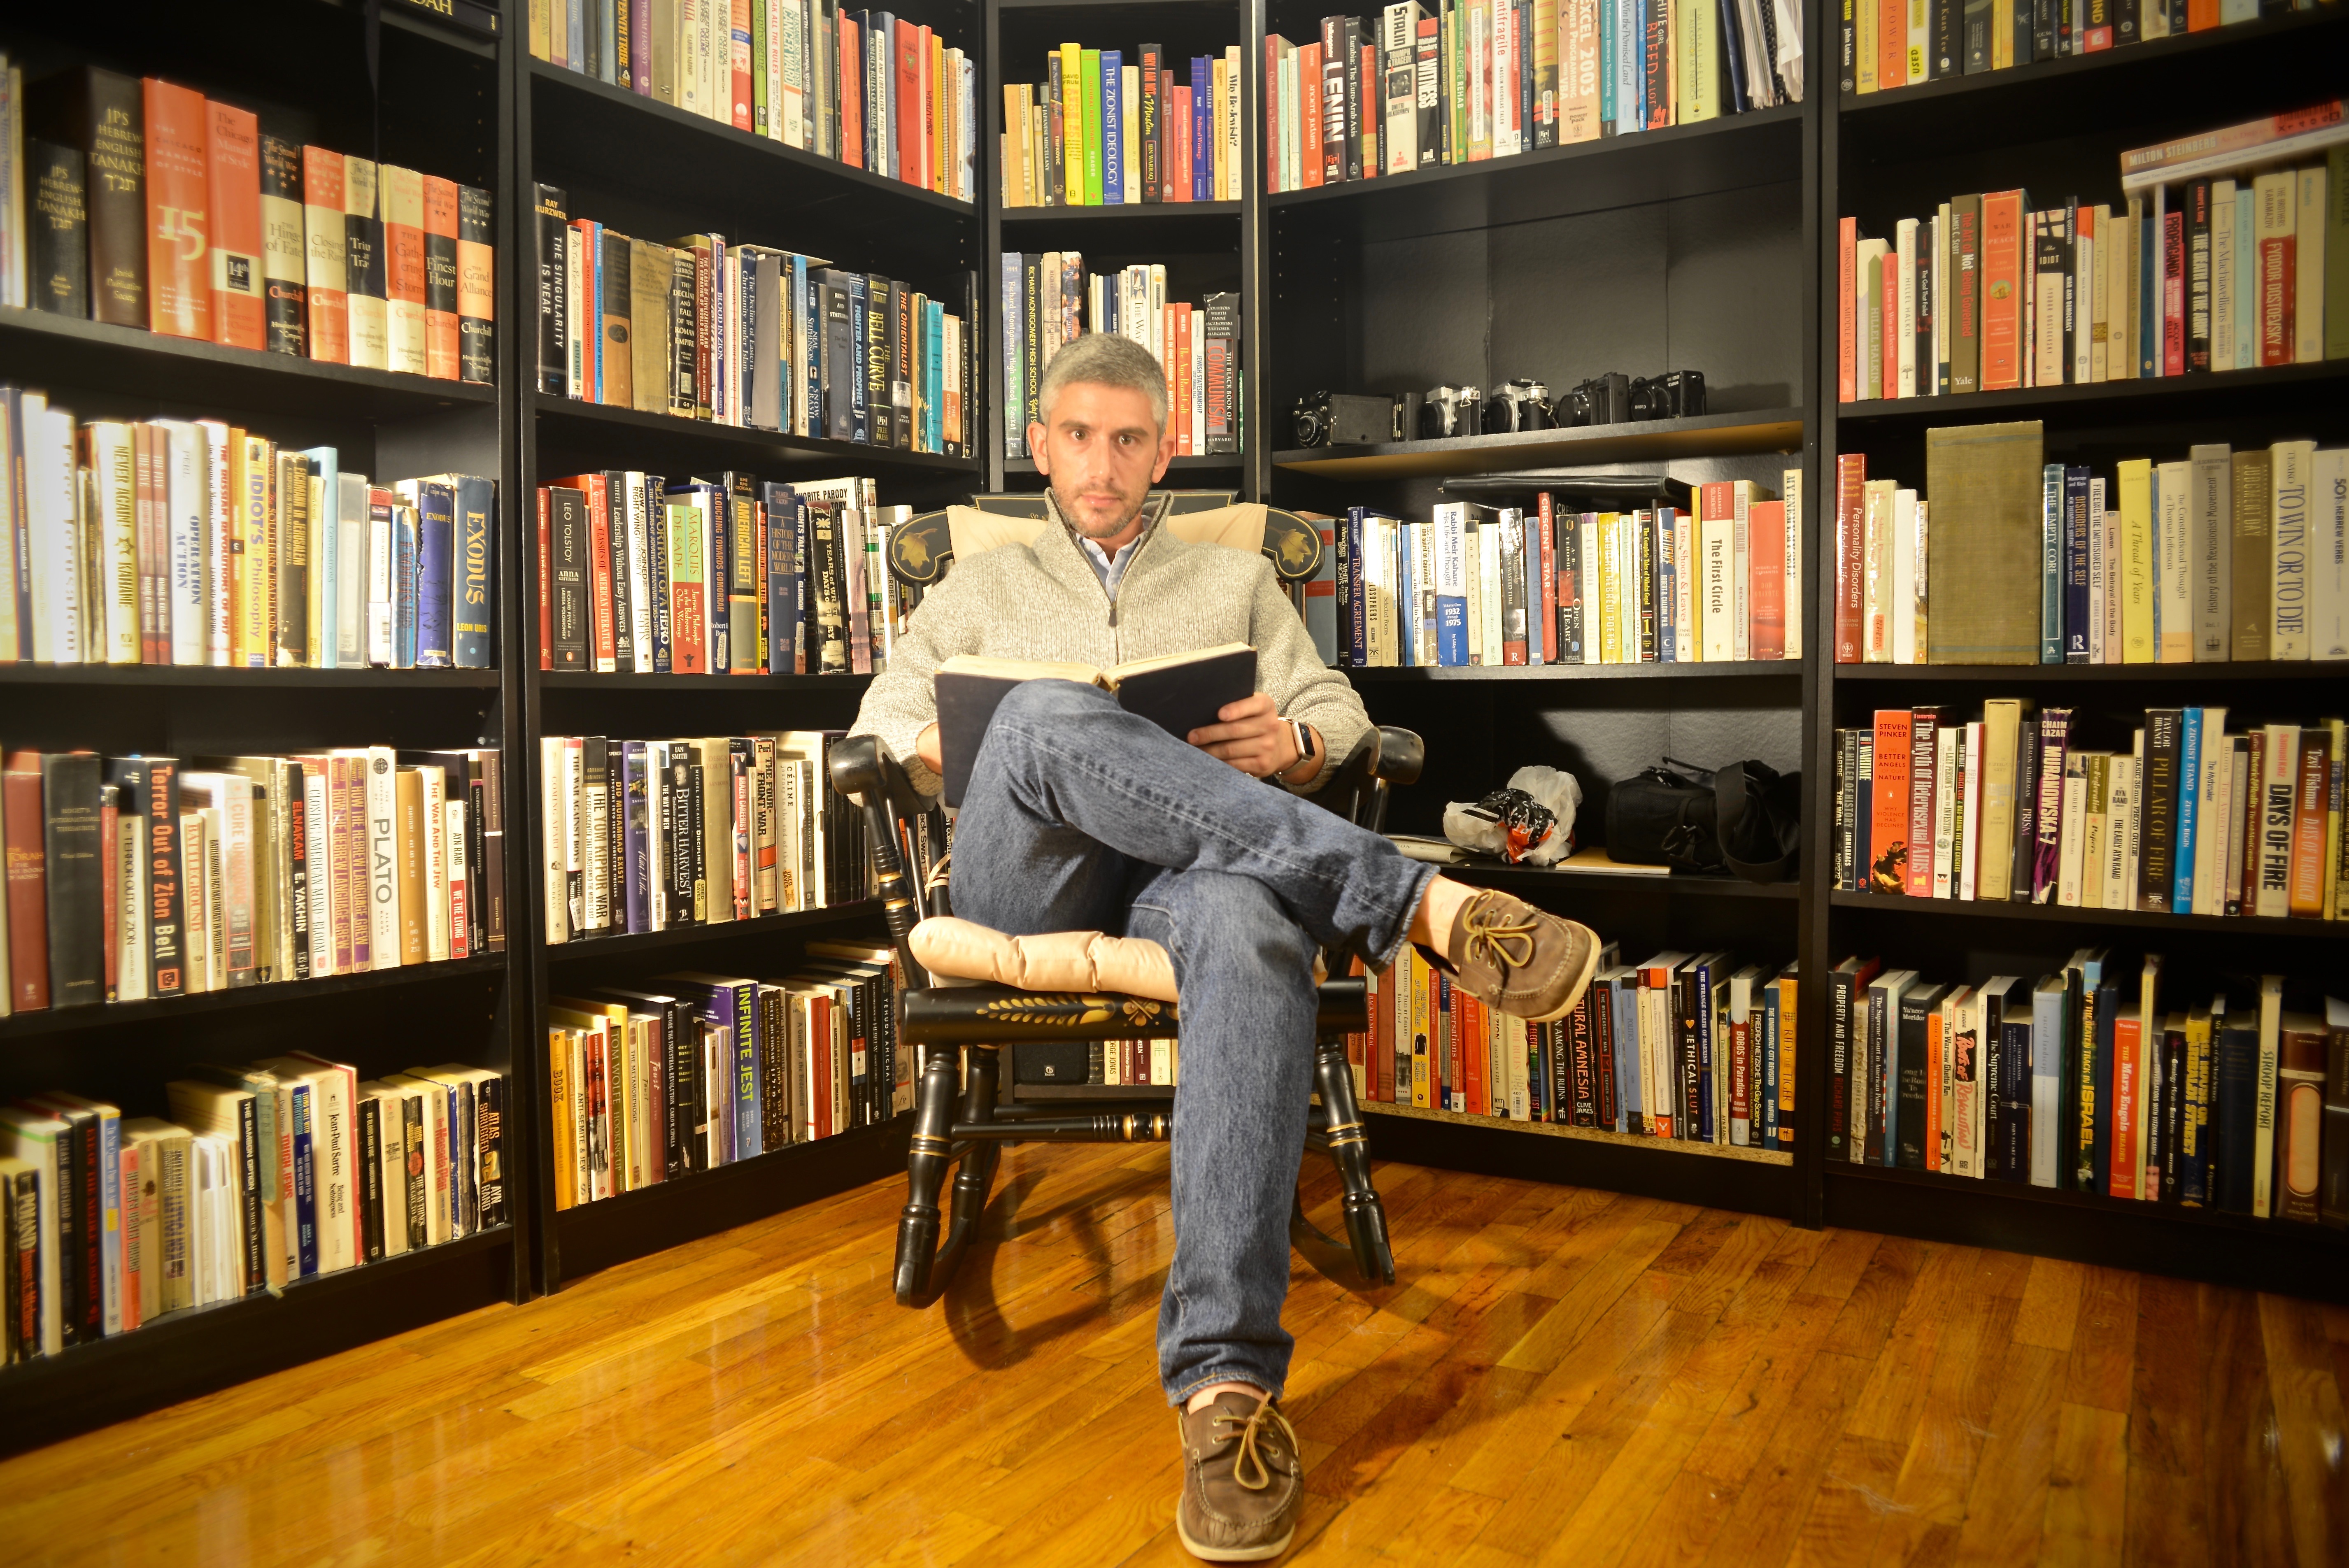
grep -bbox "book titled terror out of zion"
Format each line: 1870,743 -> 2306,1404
932,643 -> 1257,806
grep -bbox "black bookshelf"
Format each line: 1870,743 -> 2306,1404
1811,0 -> 2347,1300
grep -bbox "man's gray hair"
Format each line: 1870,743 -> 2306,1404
1037,331 -> 1167,433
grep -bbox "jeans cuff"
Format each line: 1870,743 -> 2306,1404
1167,1366 -> 1286,1408
1367,860 -> 1442,974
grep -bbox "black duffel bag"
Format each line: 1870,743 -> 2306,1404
1604,756 -> 1801,884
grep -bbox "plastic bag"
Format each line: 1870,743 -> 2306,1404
1441,765 -> 1582,866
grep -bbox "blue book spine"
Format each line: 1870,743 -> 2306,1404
414,481 -> 455,668
1192,58 -> 1212,200
2040,463 -> 2065,663
1102,53 -> 1124,202
2139,204 -> 2159,378
1657,509 -> 1677,663
393,505 -> 419,668
2172,706 -> 2202,913
1599,0 -> 1616,130
451,474 -> 496,669
1343,509 -> 1367,666
1435,600 -> 1468,666
1001,252 -> 1024,458
926,298 -> 945,453
2063,466 -> 2091,662
1998,1017 -> 2032,1182
1395,522 -> 1417,667
733,987 -> 761,1159
302,447 -> 339,666
623,741 -> 650,932
647,483 -> 674,673
761,483 -> 791,672
589,221 -> 606,397
738,253 -> 758,426
568,0 -> 584,81
291,1085 -> 318,1277
1613,979 -> 1641,1133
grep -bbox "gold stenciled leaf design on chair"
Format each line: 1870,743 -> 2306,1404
971,993 -> 1179,1028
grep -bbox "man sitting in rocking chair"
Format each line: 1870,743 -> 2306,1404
850,331 -> 1600,1563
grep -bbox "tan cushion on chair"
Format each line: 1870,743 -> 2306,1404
909,916 -> 1180,1003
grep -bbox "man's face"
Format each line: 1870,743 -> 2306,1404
1029,378 -> 1176,547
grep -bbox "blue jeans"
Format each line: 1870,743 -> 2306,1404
950,679 -> 1436,1405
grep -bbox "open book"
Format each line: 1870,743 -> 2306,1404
932,642 -> 1258,806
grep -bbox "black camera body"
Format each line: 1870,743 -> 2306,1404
1292,391 -> 1405,448
1630,370 -> 1706,421
1419,384 -> 1481,438
1564,372 -> 1631,427
1482,379 -> 1554,434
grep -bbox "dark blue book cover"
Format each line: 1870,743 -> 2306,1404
762,484 -> 800,673
450,474 -> 496,668
393,505 -> 419,668
291,1084 -> 319,1277
2063,465 -> 2091,663
413,479 -> 455,667
1191,58 -> 1211,200
655,974 -> 760,1161
1998,1016 -> 2033,1182
623,741 -> 650,933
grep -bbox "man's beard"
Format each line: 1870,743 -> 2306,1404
1050,478 -> 1147,541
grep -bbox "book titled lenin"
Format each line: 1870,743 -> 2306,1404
932,644 -> 1257,807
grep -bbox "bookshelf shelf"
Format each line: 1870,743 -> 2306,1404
0,953 -> 508,1045
0,1226 -> 516,1457
1827,1160 -> 2349,1245
549,1117 -> 908,1286
525,63 -> 978,267
1263,103 -> 1804,242
533,671 -> 877,692
1825,890 -> 2349,941
0,307 -> 497,423
540,901 -> 885,964
999,201 -> 1243,221
530,394 -> 982,476
1369,1100 -> 1793,1164
1346,661 -> 1800,683
1828,660 -> 2349,684
1834,361 -> 2349,430
1273,408 -> 1806,480
0,665 -> 503,689
1447,862 -> 1800,900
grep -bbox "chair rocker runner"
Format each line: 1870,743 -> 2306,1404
832,495 -> 1425,1309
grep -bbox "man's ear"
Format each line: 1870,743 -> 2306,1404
1151,425 -> 1176,484
1028,422 -> 1050,474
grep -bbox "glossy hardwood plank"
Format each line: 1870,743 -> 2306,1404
2,1141 -> 2339,1568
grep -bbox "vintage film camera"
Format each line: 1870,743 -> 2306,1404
1630,370 -> 1706,421
1481,379 -> 1555,434
1418,384 -> 1481,438
1562,372 -> 1631,427
1291,391 -> 1407,448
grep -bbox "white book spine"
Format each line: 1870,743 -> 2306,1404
1958,721 -> 1983,901
366,496 -> 393,665
305,770 -> 333,978
1670,508 -> 1695,662
2191,721 -> 2231,917
420,765 -> 449,961
2312,448 -> 2348,661
2270,440 -> 2314,660
2119,732 -> 2144,898
1932,728 -> 1958,898
365,746 -> 401,968
1730,484 -> 1752,662
2255,724 -> 2297,918
1894,217 -> 1918,398
2056,756 -> 2087,908
1890,488 -> 1918,665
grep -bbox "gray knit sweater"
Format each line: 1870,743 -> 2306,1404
851,496 -> 1368,799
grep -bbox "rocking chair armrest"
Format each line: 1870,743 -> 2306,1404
829,733 -> 936,820
1373,726 -> 1424,787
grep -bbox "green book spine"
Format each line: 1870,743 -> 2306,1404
2328,145 -> 2349,361
1082,50 -> 1105,205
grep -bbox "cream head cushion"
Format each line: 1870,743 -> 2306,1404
945,503 -> 1268,561
908,916 -> 1179,1003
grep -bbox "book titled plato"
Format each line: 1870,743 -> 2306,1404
932,642 -> 1257,805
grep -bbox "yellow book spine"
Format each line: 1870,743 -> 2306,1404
2118,458 -> 2154,663
1060,43 -> 1085,206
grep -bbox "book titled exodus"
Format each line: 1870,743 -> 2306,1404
931,644 -> 1257,807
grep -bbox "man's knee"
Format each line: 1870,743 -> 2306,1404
994,676 -> 1116,728
1142,871 -> 1315,980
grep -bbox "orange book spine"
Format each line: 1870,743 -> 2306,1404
2287,730 -> 2328,916
1299,43 -> 1325,188
1878,0 -> 1906,93
1749,500 -> 1786,660
205,100 -> 264,350
302,147 -> 349,363
1870,709 -> 1913,893
896,20 -> 922,189
142,79 -> 214,340
1980,190 -> 2024,391
422,176 -> 462,380
1921,1007 -> 1942,1171
2186,0 -> 2218,27
382,166 -> 429,377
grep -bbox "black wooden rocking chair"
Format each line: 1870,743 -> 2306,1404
827,493 -> 1424,1308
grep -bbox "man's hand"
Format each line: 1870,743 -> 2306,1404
1188,694 -> 1313,781
915,722 -> 943,775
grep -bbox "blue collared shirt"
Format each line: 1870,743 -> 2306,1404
1077,531 -> 1143,600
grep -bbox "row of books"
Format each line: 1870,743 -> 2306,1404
1265,0 -> 1802,194
526,0 -> 978,202
547,955 -> 905,1209
537,729 -> 879,944
0,389 -> 496,670
1837,131 -> 2346,404
0,64 -> 494,381
999,263 -> 1240,461
531,189 -> 972,455
1833,704 -> 2347,920
1017,1037 -> 1183,1088
1841,0 -> 2305,91
0,1058 -> 506,1360
3,747 -> 506,1017
1327,475 -> 1807,666
1833,439 -> 2347,665
1353,943 -> 1798,1148
534,472 -> 915,676
998,44 -> 1245,207
1829,953 -> 2347,1228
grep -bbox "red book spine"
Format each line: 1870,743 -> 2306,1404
100,789 -> 120,1000
812,994 -> 833,1136
5,752 -> 48,1010
584,475 -> 617,669
2259,230 -> 2295,367
205,100 -> 265,351
1980,191 -> 2023,390
2162,210 -> 2186,377
1299,44 -> 1325,188
1462,990 -> 1487,1116
1838,217 -> 1857,402
2109,1017 -> 2139,1198
1871,708 -> 1914,893
1536,493 -> 1557,663
731,0 -> 754,131
1749,500 -> 1786,659
1263,43 -> 1280,193
1835,453 -> 1866,663
536,486 -> 554,671
142,79 -> 214,341
837,16 -> 863,169
1173,86 -> 1193,200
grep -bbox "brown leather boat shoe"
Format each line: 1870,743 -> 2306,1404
1442,888 -> 1601,1023
1175,1390 -> 1304,1562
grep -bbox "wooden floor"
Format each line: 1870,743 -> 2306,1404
4,1145 -> 2344,1568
